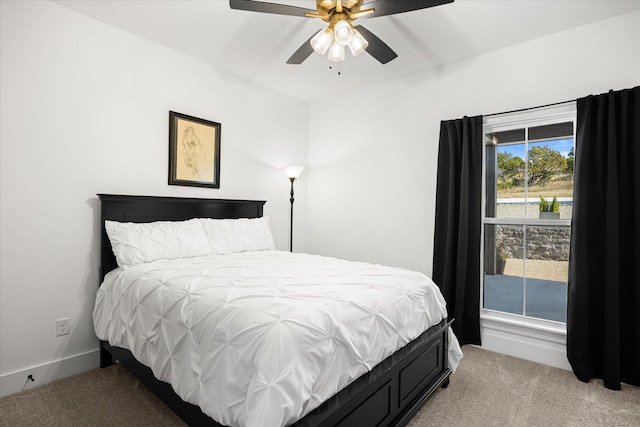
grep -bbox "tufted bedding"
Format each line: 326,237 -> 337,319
94,250 -> 462,427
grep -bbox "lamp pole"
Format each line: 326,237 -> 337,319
289,177 -> 295,252
281,165 -> 305,253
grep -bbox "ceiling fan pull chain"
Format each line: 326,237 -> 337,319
328,61 -> 342,76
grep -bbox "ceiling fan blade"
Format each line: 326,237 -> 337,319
286,32 -> 317,64
354,25 -> 398,64
364,0 -> 453,18
229,0 -> 315,17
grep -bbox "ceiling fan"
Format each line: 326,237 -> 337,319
229,0 -> 453,65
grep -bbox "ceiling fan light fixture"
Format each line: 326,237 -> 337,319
348,28 -> 368,56
310,27 -> 334,55
327,41 -> 345,62
232,0 -> 454,66
333,20 -> 353,46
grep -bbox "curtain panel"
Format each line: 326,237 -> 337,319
433,115 -> 483,346
567,86 -> 640,390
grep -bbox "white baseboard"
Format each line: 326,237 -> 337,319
0,349 -> 100,397
480,315 -> 572,371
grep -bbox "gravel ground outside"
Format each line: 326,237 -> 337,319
503,258 -> 568,282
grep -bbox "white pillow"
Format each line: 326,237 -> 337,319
199,217 -> 275,254
105,218 -> 210,266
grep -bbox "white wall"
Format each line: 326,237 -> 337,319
307,10 -> 640,274
0,0 -> 308,396
306,11 -> 639,367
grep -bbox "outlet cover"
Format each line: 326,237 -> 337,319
56,318 -> 70,337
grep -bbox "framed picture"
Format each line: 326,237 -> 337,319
168,111 -> 221,188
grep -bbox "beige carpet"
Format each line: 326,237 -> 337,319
0,363 -> 184,427
1,346 -> 638,426
409,346 -> 640,427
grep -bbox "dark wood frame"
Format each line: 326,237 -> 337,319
97,194 -> 452,427
168,111 -> 221,188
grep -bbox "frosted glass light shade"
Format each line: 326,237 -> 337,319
348,29 -> 369,56
281,166 -> 306,179
327,42 -> 345,62
310,28 -> 333,55
333,20 -> 353,46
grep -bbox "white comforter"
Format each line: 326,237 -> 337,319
94,250 -> 462,427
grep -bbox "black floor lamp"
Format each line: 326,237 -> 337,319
281,166 -> 305,252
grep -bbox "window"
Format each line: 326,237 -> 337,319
482,103 -> 575,325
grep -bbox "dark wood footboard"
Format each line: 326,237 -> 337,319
101,318 -> 452,427
295,318 -> 452,427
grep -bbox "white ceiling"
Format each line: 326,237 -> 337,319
54,0 -> 640,103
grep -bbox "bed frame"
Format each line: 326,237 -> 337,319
97,194 -> 452,427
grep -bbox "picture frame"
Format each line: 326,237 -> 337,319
168,111 -> 221,188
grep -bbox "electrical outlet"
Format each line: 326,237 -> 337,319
56,318 -> 70,337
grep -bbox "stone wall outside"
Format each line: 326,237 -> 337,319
495,201 -> 571,262
499,226 -> 571,261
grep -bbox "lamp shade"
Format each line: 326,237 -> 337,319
311,28 -> 334,55
281,165 -> 306,179
327,41 -> 345,62
348,29 -> 369,56
333,20 -> 353,46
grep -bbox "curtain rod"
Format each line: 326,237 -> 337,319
484,99 -> 576,118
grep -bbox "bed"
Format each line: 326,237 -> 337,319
95,194 -> 461,427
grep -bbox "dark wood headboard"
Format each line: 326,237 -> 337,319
98,194 -> 266,281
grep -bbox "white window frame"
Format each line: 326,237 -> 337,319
481,102 -> 576,336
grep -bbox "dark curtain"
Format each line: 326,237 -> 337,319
433,115 -> 483,346
567,86 -> 640,390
